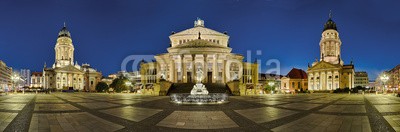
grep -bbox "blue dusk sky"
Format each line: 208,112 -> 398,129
0,0 -> 399,80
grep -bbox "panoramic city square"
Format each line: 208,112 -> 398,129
1,0 -> 400,131
0,93 -> 399,131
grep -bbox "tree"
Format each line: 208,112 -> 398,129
95,82 -> 109,92
110,77 -> 129,93
264,83 -> 276,92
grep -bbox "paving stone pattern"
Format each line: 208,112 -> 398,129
0,93 -> 399,131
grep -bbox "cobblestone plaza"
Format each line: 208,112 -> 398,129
0,93 -> 399,131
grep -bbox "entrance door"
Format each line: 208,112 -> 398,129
187,72 -> 192,83
207,72 -> 212,83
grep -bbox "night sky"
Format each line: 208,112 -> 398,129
0,0 -> 399,80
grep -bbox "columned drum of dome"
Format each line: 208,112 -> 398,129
54,25 -> 75,67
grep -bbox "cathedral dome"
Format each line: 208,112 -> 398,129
58,24 -> 71,38
323,18 -> 337,31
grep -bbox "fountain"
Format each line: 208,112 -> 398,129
170,66 -> 229,105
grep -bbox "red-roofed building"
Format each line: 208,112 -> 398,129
281,68 -> 308,92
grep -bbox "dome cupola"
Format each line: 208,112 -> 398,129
323,11 -> 337,31
58,22 -> 71,38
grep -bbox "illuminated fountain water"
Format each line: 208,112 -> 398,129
170,67 -> 229,105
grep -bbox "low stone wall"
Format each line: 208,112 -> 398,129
227,80 -> 241,96
159,81 -> 173,96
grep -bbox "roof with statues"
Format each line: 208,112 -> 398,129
170,18 -> 228,37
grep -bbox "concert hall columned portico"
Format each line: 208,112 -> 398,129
156,40 -> 245,84
140,18 -> 258,95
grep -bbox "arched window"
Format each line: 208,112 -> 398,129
229,63 -> 240,81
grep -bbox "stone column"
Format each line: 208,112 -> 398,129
192,54 -> 195,83
213,54 -> 217,83
61,73 -> 64,89
43,71 -> 46,89
315,73 -> 318,90
319,72 -> 322,90
182,55 -> 186,83
62,73 -> 65,89
223,59 -> 227,83
203,54 -> 207,83
325,71 -> 328,90
331,71 -> 334,90
351,72 -> 354,89
169,57 -> 174,82
70,74 -> 73,88
348,72 -> 352,88
65,73 -> 69,87
68,73 -> 71,88
174,60 -> 177,83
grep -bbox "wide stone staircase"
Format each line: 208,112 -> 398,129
167,83 -> 232,95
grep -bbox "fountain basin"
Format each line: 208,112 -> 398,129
170,93 -> 229,105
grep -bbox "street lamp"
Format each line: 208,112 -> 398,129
380,74 -> 389,94
11,73 -> 21,94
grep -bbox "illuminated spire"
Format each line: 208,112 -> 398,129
329,10 -> 332,19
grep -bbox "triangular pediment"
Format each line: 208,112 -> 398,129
308,61 -> 341,71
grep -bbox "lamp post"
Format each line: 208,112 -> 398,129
380,74 -> 389,94
11,73 -> 21,94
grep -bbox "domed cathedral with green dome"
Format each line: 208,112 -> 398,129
307,11 -> 355,91
42,23 -> 102,92
140,18 -> 259,95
